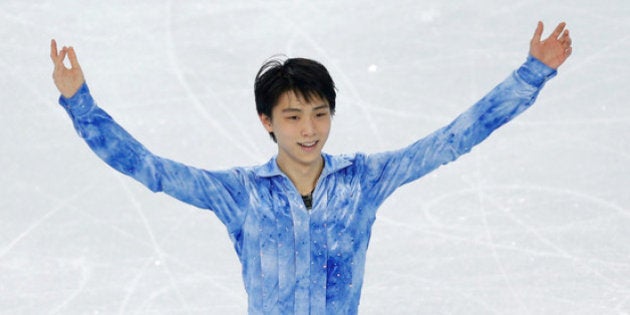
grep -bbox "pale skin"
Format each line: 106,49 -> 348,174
51,21 -> 572,195
259,91 -> 332,195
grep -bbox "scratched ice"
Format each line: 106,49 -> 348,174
1,0 -> 630,314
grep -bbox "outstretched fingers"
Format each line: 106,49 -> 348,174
548,22 -> 567,41
50,39 -> 66,67
50,39 -> 80,70
529,21 -> 572,69
561,29 -> 573,56
50,39 -> 58,62
532,21 -> 544,43
51,39 -> 67,69
50,39 -> 86,98
560,29 -> 572,45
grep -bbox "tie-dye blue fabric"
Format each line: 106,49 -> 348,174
59,56 -> 555,314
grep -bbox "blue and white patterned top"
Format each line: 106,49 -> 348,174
59,56 -> 556,314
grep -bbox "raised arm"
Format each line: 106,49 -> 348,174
360,22 -> 573,203
50,40 -> 249,233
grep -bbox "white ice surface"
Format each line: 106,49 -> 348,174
1,0 -> 630,314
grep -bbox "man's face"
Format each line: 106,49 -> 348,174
260,90 -> 331,170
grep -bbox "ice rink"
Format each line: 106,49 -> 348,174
2,0 -> 629,314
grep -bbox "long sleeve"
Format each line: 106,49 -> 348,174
58,84 -> 249,233
360,55 -> 557,204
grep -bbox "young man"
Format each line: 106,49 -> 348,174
51,21 -> 572,314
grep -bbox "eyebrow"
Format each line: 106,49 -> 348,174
281,104 -> 329,113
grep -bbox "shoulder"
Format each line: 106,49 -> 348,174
320,152 -> 373,179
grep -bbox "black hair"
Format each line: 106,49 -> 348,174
254,56 -> 337,142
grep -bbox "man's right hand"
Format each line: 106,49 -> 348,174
50,39 -> 85,98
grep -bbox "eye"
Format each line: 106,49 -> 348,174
286,115 -> 299,121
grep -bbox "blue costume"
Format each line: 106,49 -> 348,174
59,56 -> 556,314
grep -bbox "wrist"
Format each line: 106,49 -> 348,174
516,55 -> 557,87
59,82 -> 93,116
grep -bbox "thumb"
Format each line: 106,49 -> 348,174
531,21 -> 543,43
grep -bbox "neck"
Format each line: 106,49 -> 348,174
276,155 -> 324,196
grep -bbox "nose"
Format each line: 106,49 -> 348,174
301,116 -> 316,137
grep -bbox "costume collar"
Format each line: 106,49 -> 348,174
254,153 -> 353,178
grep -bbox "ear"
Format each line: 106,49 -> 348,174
259,114 -> 273,133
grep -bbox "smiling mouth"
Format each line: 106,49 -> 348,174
298,141 -> 319,148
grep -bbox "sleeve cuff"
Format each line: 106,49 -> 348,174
516,55 -> 557,87
58,82 -> 94,117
